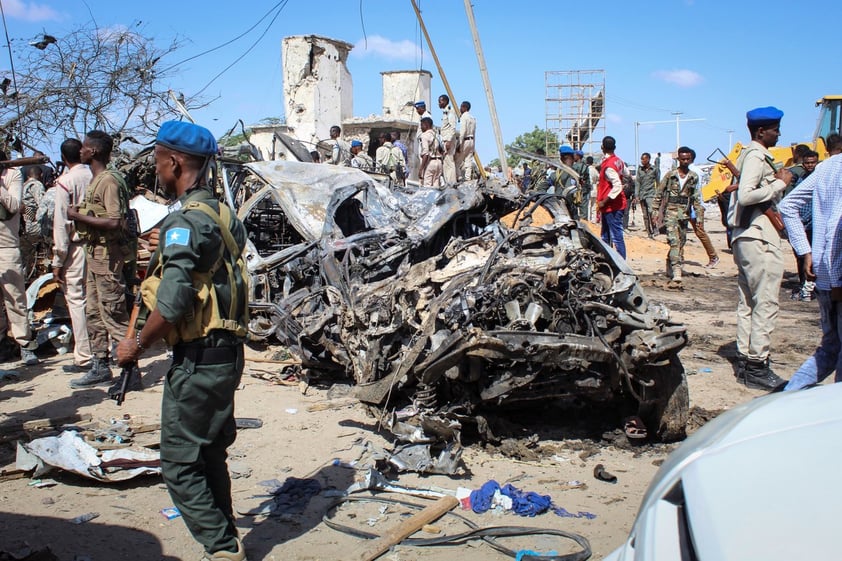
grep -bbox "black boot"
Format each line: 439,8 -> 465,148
734,352 -> 748,378
738,357 -> 785,390
70,357 -> 114,388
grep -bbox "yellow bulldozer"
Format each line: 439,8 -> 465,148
701,95 -> 842,202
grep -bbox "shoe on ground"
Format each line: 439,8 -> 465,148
20,348 -> 39,366
705,256 -> 720,268
737,360 -> 785,390
62,364 -> 89,374
70,359 -> 113,389
203,538 -> 247,561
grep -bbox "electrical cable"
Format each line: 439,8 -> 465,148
359,0 -> 367,49
161,0 -> 287,73
191,0 -> 288,98
324,494 -> 592,561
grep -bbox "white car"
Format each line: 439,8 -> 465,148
605,383 -> 842,561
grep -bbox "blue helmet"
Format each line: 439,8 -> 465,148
558,145 -> 575,156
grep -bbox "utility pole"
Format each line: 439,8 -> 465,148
637,115 -> 706,155
409,0 -> 486,178
671,112 -> 683,149
727,129 -> 734,148
463,0 -> 507,178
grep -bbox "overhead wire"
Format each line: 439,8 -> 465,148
161,0 -> 288,73
191,0 -> 288,98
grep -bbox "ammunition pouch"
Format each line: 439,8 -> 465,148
140,201 -> 248,346
668,195 -> 690,205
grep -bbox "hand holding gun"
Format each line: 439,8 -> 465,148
112,296 -> 142,406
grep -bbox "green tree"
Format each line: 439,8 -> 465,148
489,126 -> 561,169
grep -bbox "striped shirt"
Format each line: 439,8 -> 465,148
779,154 -> 842,290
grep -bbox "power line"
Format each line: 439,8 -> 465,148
606,94 -> 675,114
161,0 -> 288,73
191,1 -> 288,99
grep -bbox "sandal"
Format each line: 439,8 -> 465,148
624,416 -> 648,440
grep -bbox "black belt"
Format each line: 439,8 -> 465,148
173,344 -> 239,365
429,156 -> 443,160
668,195 -> 690,205
463,136 -> 474,140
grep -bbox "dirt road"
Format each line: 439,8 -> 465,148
0,210 -> 823,560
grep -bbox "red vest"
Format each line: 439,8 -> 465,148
598,154 -> 627,213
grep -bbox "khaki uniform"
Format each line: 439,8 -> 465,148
729,141 -> 788,361
420,129 -> 443,187
456,110 -> 476,180
53,164 -> 93,366
350,151 -> 375,172
652,168 -> 702,277
440,105 -> 458,184
152,187 -> 248,556
375,141 -> 406,183
81,171 -> 130,360
329,139 -> 351,166
0,167 -> 34,348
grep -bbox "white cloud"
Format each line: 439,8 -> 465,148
351,35 -> 421,62
3,0 -> 59,22
652,69 -> 704,88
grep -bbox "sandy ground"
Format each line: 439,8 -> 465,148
0,204 -> 825,561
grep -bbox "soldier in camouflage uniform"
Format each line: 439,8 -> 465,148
651,146 -> 702,284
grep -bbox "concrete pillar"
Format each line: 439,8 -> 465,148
381,70 -> 432,122
282,35 -> 354,149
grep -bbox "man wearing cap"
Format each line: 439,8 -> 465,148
456,101 -> 476,181
349,140 -> 374,172
438,94 -> 458,185
419,117 -> 443,187
596,136 -> 628,258
550,146 -> 581,219
727,106 -> 792,390
67,130 -> 132,388
117,121 -> 249,561
414,101 -> 433,170
328,125 -> 351,166
572,150 -> 590,221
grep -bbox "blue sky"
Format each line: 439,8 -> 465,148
3,0 -> 840,166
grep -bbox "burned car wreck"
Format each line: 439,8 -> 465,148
231,161 -> 689,474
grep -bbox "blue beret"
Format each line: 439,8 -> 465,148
746,106 -> 783,126
574,150 -> 584,156
414,100 -> 426,108
558,145 -> 575,155
350,140 -> 363,148
156,121 -> 218,157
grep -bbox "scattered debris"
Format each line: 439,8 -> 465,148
160,507 -> 181,520
18,430 -> 161,482
235,417 -> 263,429
69,512 -> 99,524
593,464 -> 617,484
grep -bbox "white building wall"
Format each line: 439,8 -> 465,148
282,35 -> 354,149
381,70 -> 432,122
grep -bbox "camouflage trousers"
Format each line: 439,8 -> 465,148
85,255 -> 129,359
664,209 -> 688,271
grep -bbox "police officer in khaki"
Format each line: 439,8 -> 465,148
117,121 -> 249,561
728,106 -> 792,390
0,149 -> 39,366
68,130 -> 134,390
651,146 -> 703,285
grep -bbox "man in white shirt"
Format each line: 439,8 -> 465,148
456,100 -> 477,181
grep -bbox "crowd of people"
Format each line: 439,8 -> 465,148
1,101 -> 841,560
322,94 -> 478,187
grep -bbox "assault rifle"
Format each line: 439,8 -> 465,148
713,153 -> 785,232
111,294 -> 142,406
0,155 -> 49,169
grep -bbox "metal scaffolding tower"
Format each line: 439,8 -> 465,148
545,70 -> 606,156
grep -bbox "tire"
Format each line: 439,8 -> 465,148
638,353 -> 689,442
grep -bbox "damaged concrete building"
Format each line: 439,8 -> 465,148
252,34 -> 432,179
